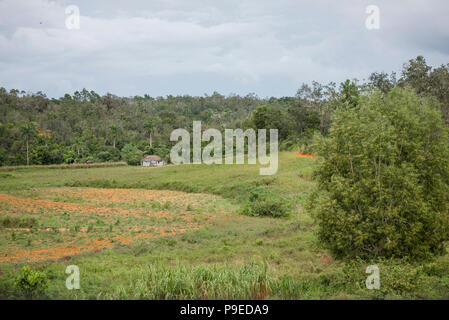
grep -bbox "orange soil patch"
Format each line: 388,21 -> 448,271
295,152 -> 316,158
0,192 -> 190,219
0,193 -> 82,214
0,188 -> 231,264
1,238 -> 112,263
44,188 -> 216,204
319,254 -> 332,265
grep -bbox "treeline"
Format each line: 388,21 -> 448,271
1,56 -> 448,166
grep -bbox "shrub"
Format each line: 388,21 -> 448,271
309,87 -> 449,261
120,144 -> 142,166
97,151 -> 112,162
340,258 -> 429,298
14,266 -> 48,299
0,216 -> 36,228
240,188 -> 291,218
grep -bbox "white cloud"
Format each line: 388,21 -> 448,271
0,0 -> 448,97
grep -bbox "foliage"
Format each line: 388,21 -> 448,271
2,56 -> 448,167
341,258 -> 424,298
13,266 -> 48,299
108,262 -> 271,299
0,90 -> 266,166
120,144 -> 142,166
309,87 -> 449,261
0,216 -> 36,228
240,188 -> 291,218
399,56 -> 449,124
246,105 -> 292,140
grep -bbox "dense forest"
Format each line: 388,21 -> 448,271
1,56 -> 448,166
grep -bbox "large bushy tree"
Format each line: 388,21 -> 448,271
120,143 -> 142,166
309,87 -> 449,261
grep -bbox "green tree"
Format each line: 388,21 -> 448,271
109,124 -> 119,149
400,55 -> 431,95
121,143 -> 142,165
309,87 -> 449,261
400,56 -> 449,124
249,105 -> 291,140
428,64 -> 449,124
144,117 -> 161,147
296,81 -> 337,135
19,122 -> 37,166
367,72 -> 397,93
72,136 -> 85,160
144,120 -> 154,147
339,79 -> 360,108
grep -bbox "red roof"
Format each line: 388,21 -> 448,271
143,155 -> 162,161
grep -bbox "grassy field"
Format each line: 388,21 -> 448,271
0,152 -> 448,299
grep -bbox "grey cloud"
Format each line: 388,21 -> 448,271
0,0 -> 448,98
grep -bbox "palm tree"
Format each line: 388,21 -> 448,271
144,120 -> 154,147
109,125 -> 118,149
73,136 -> 84,158
20,122 -> 37,166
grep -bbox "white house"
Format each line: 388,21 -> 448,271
141,155 -> 165,167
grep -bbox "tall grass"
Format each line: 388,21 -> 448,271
99,262 -> 346,300
100,262 -> 272,300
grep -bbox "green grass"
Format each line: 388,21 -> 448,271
0,187 -> 228,262
0,152 -> 315,203
0,162 -> 127,171
0,152 -> 448,299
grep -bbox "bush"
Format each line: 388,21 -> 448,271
14,266 -> 48,299
240,188 -> 291,218
338,258 -> 449,299
309,87 -> 449,261
97,146 -> 121,162
0,216 -> 36,228
120,144 -> 142,166
97,151 -> 112,162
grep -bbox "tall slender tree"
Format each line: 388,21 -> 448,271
109,125 -> 119,149
144,120 -> 154,147
19,122 -> 37,166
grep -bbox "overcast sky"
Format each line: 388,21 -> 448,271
1,0 -> 449,98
